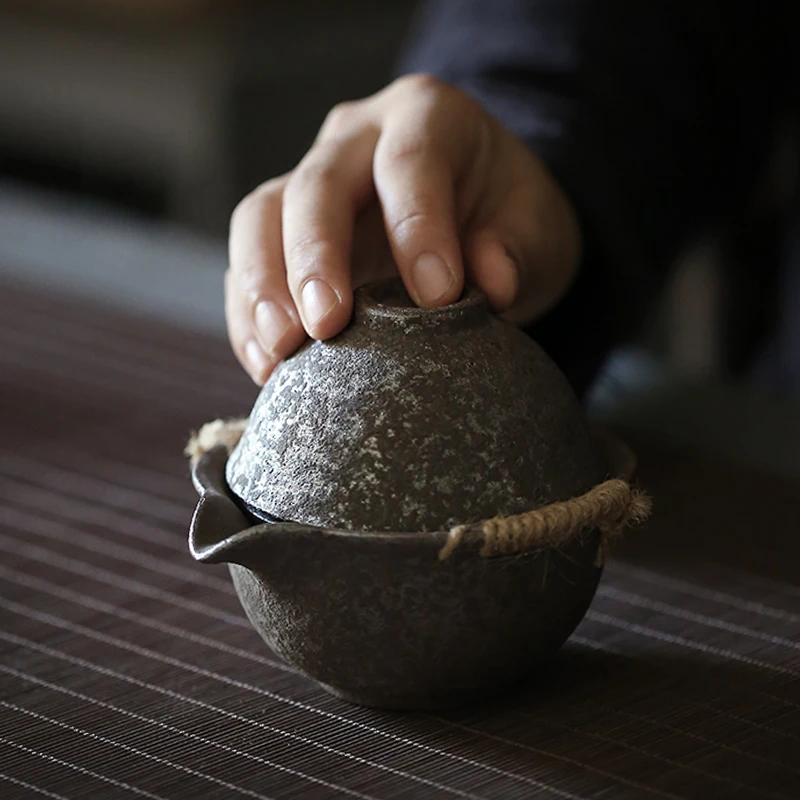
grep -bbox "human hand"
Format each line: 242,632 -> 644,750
226,74 -> 582,385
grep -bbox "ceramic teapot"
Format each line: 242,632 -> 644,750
188,279 -> 648,709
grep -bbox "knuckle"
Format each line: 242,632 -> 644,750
289,156 -> 342,193
320,100 -> 360,135
230,178 -> 282,227
388,207 -> 436,243
391,72 -> 444,97
376,134 -> 427,168
230,194 -> 255,230
284,234 -> 331,272
234,256 -> 263,281
230,258 -> 265,296
228,250 -> 278,299
394,74 -> 481,125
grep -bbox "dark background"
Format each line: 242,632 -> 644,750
0,1 -> 417,232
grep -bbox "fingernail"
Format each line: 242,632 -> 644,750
245,339 -> 271,384
411,253 -> 454,305
301,279 -> 339,331
255,300 -> 293,355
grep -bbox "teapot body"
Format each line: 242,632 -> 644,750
229,532 -> 602,710
188,280 -> 639,710
191,444 -> 607,710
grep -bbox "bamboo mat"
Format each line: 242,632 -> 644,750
1,278 -> 798,800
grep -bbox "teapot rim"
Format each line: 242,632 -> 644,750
189,428 -> 635,564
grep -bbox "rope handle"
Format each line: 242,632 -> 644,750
439,479 -> 652,565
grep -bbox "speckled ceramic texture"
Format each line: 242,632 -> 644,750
226,279 -> 607,532
190,439 -> 635,710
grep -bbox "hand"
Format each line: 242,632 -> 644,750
226,73 -> 582,385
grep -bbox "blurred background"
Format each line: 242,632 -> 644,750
1,0 -> 797,476
0,0 -> 416,328
0,0 -> 417,234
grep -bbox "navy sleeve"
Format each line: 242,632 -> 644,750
397,0 -> 786,393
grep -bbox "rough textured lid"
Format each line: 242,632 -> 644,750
226,279 -> 606,532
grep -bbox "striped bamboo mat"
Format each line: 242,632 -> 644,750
1,278 -> 799,800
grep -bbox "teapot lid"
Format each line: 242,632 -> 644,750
226,279 -> 605,532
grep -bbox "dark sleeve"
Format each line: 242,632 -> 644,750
397,0 -> 785,395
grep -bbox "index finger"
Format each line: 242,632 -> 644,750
281,127 -> 379,340
228,177 -> 306,383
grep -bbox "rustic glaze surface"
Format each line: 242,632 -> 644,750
226,279 -> 606,532
191,445 -> 611,710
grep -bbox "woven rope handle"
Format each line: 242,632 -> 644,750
185,418 -> 248,462
439,479 -> 652,565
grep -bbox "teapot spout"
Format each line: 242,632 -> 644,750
189,445 -> 314,569
189,492 -> 257,566
188,445 -> 273,568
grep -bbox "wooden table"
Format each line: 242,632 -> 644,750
1,279 -> 798,800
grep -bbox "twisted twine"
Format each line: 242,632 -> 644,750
184,417 -> 248,462
438,479 -> 651,565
